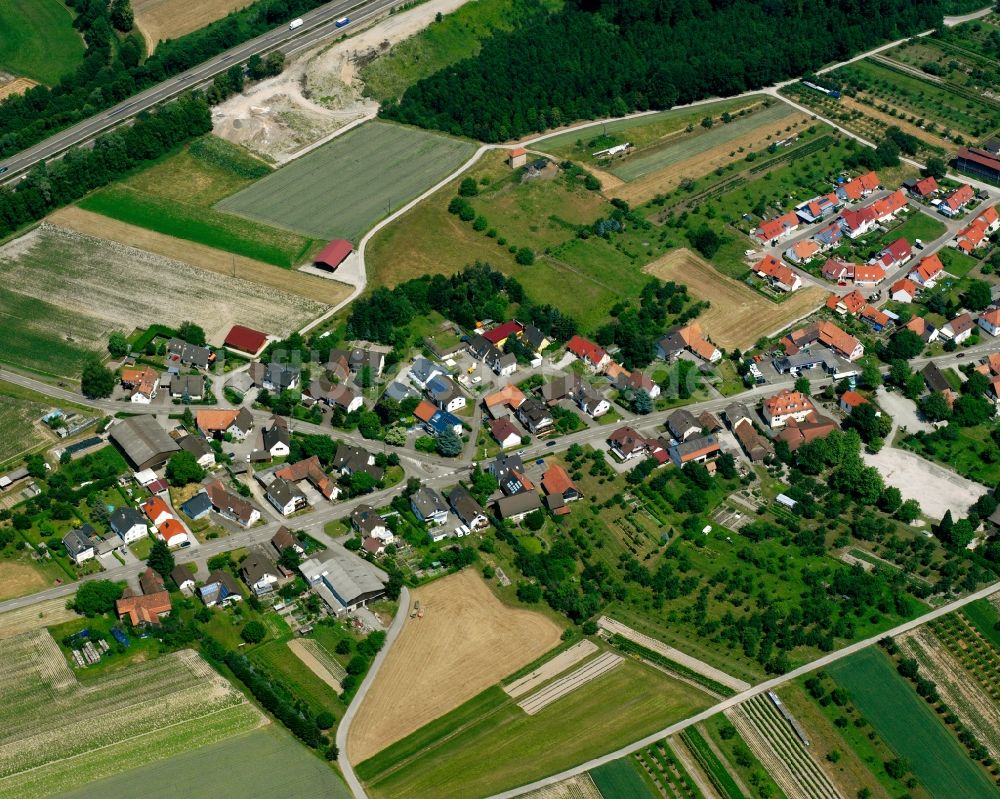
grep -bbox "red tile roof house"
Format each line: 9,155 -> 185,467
890,278 -> 919,304
836,171 -> 880,202
762,389 -> 815,428
116,591 -> 172,626
785,238 -> 821,264
313,239 -> 353,271
826,289 -> 866,317
859,304 -> 890,332
905,315 -> 939,343
877,237 -> 912,269
794,192 -> 842,223
753,254 -> 802,292
566,335 -> 610,371
482,320 -> 524,347
224,325 -> 268,356
908,254 -> 944,288
821,258 -> 854,282
939,184 -> 976,217
782,321 -> 864,361
852,263 -> 886,286
754,211 -> 800,243
978,307 -> 1000,337
839,390 -> 869,413
909,175 -> 938,198
953,206 -> 999,254
838,205 -> 880,239
774,415 -> 837,451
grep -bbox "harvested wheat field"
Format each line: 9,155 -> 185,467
644,249 -> 824,349
50,207 -> 351,307
0,598 -> 78,640
0,562 -> 47,602
516,774 -> 602,799
611,110 -> 809,206
0,77 -> 38,101
348,569 -> 562,764
0,222 -> 329,348
133,0 -> 250,51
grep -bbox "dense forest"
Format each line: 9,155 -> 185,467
0,0 -> 305,159
382,0 -> 945,141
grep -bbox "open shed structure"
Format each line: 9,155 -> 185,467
314,239 -> 353,272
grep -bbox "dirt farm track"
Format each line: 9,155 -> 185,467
643,249 -> 825,350
347,570 -> 562,764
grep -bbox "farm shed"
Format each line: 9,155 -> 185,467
109,416 -> 180,470
224,325 -> 268,355
314,239 -> 353,272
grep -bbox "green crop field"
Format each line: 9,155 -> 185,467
963,600 -> 1000,650
0,384 -> 55,465
79,137 -> 320,267
0,283 -> 104,378
590,758 -> 658,799
217,121 -> 477,243
606,101 -> 798,182
0,631 -> 263,799
55,726 -> 351,799
0,0 -> 85,85
358,659 -> 712,799
361,0 -> 563,102
827,647 -> 997,799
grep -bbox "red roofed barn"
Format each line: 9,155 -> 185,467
314,240 -> 353,271
224,325 -> 268,355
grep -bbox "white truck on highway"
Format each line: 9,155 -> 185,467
289,17 -> 304,30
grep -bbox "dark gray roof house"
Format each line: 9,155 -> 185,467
490,453 -> 529,495
181,491 -> 213,520
351,504 -> 387,536
666,409 -> 701,442
448,485 -> 489,529
167,338 -> 212,369
922,362 -> 951,394
467,334 -> 500,362
263,420 -> 290,452
63,525 -> 98,561
333,443 -> 384,480
494,491 -> 542,521
171,563 -> 196,591
410,486 -> 448,523
263,363 -> 300,392
109,416 -> 180,470
656,329 -> 687,361
523,325 -> 547,352
540,375 -> 573,404
109,506 -> 146,537
383,381 -> 418,403
179,434 -> 213,461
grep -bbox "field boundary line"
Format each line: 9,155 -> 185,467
486,581 -> 1000,799
0,699 -> 262,785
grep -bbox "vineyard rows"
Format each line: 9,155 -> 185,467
680,728 -> 744,799
730,695 -> 841,799
635,741 -> 704,799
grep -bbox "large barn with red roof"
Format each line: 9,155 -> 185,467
314,239 -> 353,271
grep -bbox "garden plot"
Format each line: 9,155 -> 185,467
0,224 -> 326,361
504,640 -> 599,698
598,616 -> 749,692
928,612 -> 1000,706
634,741 -> 703,799
727,694 -> 840,799
518,651 -> 623,715
898,625 -> 1000,762
288,638 -> 344,694
0,631 -> 263,799
0,390 -> 52,465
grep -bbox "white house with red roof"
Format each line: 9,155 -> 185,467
852,263 -> 886,286
836,171 -> 879,202
566,335 -> 610,371
939,184 -> 975,217
953,206 -> 999,254
890,278 -> 919,303
795,192 -> 841,223
754,254 -> 802,292
909,176 -> 938,198
978,307 -> 1000,337
762,389 -> 815,428
909,254 -> 944,288
754,211 -> 800,243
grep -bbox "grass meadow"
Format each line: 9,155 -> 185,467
589,758 -> 658,799
962,600 -> 1000,651
218,121 -> 476,242
79,137 -> 320,267
357,660 -> 711,799
0,382 -> 55,466
0,0 -> 84,85
55,726 -> 351,799
827,647 -> 997,799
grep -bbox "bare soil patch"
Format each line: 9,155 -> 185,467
213,0 -> 469,162
613,112 -> 810,206
49,207 -> 349,309
504,640 -> 598,698
0,598 -> 78,639
133,0 -> 250,52
0,77 -> 38,101
643,249 -> 825,349
347,569 -> 562,763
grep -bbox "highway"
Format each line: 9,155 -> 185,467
0,0 -> 400,183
